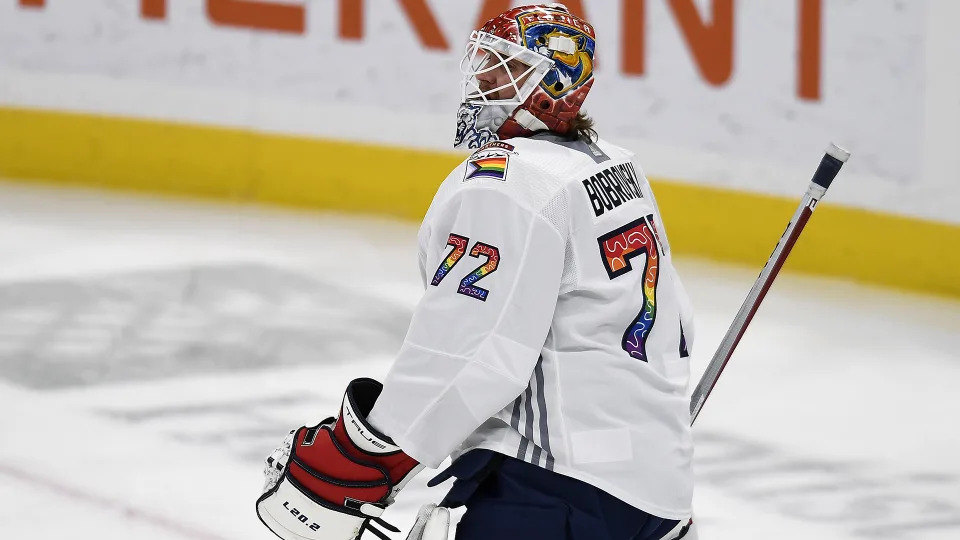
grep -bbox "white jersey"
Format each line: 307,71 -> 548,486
369,134 -> 695,519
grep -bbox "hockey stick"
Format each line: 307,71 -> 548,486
689,143 -> 851,425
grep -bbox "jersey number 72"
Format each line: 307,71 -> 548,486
430,234 -> 500,302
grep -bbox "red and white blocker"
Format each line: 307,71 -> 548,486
257,378 -> 422,540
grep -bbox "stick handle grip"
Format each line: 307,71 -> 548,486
812,143 -> 851,189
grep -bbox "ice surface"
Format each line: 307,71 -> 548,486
0,181 -> 957,539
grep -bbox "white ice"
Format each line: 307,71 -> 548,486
0,181 -> 957,539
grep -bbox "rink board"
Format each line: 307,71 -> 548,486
2,106 -> 957,299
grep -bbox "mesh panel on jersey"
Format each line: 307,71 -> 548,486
538,189 -> 568,232
559,235 -> 579,293
538,190 -> 578,293
512,166 -> 563,211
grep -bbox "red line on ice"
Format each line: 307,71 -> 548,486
0,463 -> 229,540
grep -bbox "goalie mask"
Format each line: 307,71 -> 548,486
454,3 -> 597,149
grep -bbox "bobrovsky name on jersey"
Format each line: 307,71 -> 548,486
581,162 -> 645,217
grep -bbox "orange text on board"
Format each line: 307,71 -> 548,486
18,0 -> 823,100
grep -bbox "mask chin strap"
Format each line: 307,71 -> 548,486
513,108 -> 550,132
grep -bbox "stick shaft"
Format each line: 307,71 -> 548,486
689,145 -> 849,424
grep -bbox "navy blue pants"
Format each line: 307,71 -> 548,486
429,450 -> 680,540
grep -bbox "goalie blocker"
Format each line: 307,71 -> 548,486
257,378 -> 423,540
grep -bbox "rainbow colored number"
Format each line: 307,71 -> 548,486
431,234 -> 469,285
598,215 -> 661,362
431,234 -> 500,302
458,242 -> 500,301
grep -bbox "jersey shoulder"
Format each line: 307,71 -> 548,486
428,136 -> 637,226
591,138 -> 649,179
593,137 -> 635,161
436,138 -> 570,213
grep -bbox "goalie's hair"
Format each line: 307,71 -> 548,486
568,112 -> 598,143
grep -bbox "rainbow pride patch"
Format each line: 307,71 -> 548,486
464,153 -> 509,181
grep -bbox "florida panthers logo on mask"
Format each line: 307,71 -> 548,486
523,22 -> 596,99
454,103 -> 499,150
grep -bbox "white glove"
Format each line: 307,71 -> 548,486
404,504 -> 451,540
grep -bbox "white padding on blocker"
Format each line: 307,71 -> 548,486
257,478 -> 365,540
